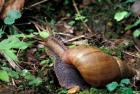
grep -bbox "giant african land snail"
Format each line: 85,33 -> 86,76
43,36 -> 140,89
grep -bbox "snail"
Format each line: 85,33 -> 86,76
0,0 -> 25,19
43,36 -> 140,89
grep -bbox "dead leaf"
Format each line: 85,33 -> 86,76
0,0 -> 4,11
80,0 -> 96,8
56,21 -> 74,33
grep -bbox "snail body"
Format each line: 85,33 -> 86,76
44,36 -> 139,88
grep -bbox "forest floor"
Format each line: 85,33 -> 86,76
0,0 -> 140,94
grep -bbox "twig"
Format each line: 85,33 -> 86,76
123,51 -> 140,59
55,32 -> 74,37
135,45 -> 140,52
65,35 -> 85,43
72,0 -> 92,32
27,0 -> 48,8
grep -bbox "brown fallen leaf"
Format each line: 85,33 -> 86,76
80,0 -> 96,8
55,21 -> 74,34
0,0 -> 25,19
0,85 -> 15,94
0,0 -> 4,11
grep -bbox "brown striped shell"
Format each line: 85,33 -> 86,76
62,46 -> 136,87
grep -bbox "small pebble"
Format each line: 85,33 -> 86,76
67,86 -> 80,94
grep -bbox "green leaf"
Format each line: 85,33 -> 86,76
8,70 -> 19,79
0,36 -> 29,62
125,19 -> 140,30
7,10 -> 21,19
4,17 -> 15,25
28,77 -> 42,86
0,36 -> 29,49
3,49 -> 18,61
39,31 -> 50,39
68,44 -> 76,48
114,11 -> 129,21
106,82 -> 119,92
120,79 -> 130,85
40,60 -> 49,65
133,29 -> 140,38
124,0 -> 135,4
0,70 -> 9,82
120,87 -> 133,94
0,29 -> 4,38
4,9 -> 21,25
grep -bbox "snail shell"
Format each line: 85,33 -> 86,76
62,46 -> 136,87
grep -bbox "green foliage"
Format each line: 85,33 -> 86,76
78,88 -> 106,94
0,36 -> 29,62
21,69 -> 43,86
28,77 -> 42,86
100,47 -> 113,55
4,10 -> 21,25
125,19 -> 140,31
40,57 -> 54,65
100,41 -> 133,58
106,79 -> 132,93
124,0 -> 136,3
57,88 -> 67,94
0,29 -> 4,38
2,67 -> 19,79
1,67 -> 42,86
133,29 -> 140,38
68,20 -> 75,26
114,11 -> 129,21
75,13 -> 87,22
120,79 -> 130,85
106,82 -> 119,92
119,87 -> 133,94
68,44 -> 76,48
0,70 -> 9,82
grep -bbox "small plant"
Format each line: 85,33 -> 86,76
78,88 -> 104,94
133,29 -> 140,38
57,88 -> 67,94
106,78 -> 133,94
21,69 -> 43,86
0,70 -> 9,82
0,36 -> 29,63
40,57 -> 54,66
125,19 -> 140,31
114,11 -> 129,21
4,9 -> 22,25
0,67 -> 43,86
75,13 -> 87,22
0,29 -> 4,38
